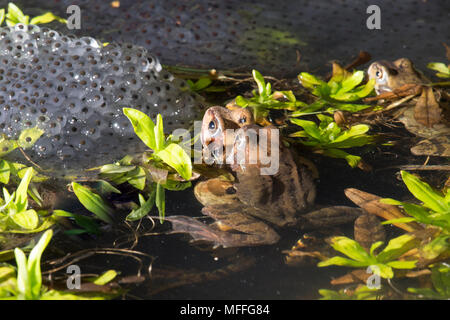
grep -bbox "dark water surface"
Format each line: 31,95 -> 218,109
0,0 -> 448,299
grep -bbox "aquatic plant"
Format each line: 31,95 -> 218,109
381,171 -> 450,260
235,70 -> 307,122
71,182 -> 114,225
296,63 -> 375,113
1,2 -> 66,26
290,114 -> 374,167
317,234 -> 418,279
319,285 -> 381,300
0,168 -> 55,233
407,263 -> 450,299
0,230 -> 116,300
427,62 -> 450,79
97,109 -> 193,222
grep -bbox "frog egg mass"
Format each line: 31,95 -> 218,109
0,24 -> 202,171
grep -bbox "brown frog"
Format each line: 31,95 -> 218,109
189,106 -> 362,248
367,58 -> 450,157
367,58 -> 426,94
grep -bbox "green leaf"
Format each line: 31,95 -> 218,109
91,270 -> 118,285
11,209 -> 39,230
386,260 -> 417,269
321,148 -> 361,168
252,70 -> 266,95
427,62 -> 450,78
123,108 -> 156,150
192,78 -> 212,91
15,247 -> 30,299
155,143 -> 192,181
127,166 -> 146,191
14,167 -> 33,212
328,236 -> 373,263
420,234 -> 450,260
91,180 -> 121,197
381,217 -> 417,225
290,119 -> 322,141
100,164 -> 136,174
126,190 -> 156,221
6,2 -> 28,25
154,114 -> 165,152
235,95 -> 249,107
401,171 -> 449,213
29,12 -> 66,25
369,241 -> 384,256
71,182 -> 113,224
318,256 -> 369,268
0,139 -> 18,157
377,234 -> 418,263
298,72 -> 326,90
0,159 -> 10,184
372,263 -> 394,279
27,229 -> 52,299
162,180 -> 191,191
155,183 -> 165,222
340,71 -> 364,92
0,9 -> 5,25
17,127 -> 44,149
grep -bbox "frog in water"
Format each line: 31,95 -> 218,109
186,106 -> 362,248
367,58 -> 450,157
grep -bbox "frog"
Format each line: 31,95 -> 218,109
367,58 -> 450,157
367,58 -> 426,95
186,106 -> 363,248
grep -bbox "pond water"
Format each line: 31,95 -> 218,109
0,0 -> 448,300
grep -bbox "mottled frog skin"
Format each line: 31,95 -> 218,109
194,106 -> 359,247
367,58 -> 425,94
368,58 -> 450,157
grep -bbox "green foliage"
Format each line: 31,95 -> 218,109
0,127 -> 44,158
96,109 -> 194,222
408,264 -> 450,299
1,2 -> 66,26
296,65 -> 375,114
0,9 -> 5,25
318,235 -> 418,279
53,209 -> 100,235
427,62 -> 450,78
71,182 -> 114,224
235,70 -> 307,121
319,285 -> 381,300
186,78 -> 226,92
381,171 -> 450,233
290,115 -> 374,167
0,168 -> 55,233
0,230 -> 115,300
381,171 -> 450,260
123,108 -> 192,181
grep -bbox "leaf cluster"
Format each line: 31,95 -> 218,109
290,115 -> 374,167
235,70 -> 307,121
318,234 -> 418,279
0,2 -> 66,26
297,63 -> 375,113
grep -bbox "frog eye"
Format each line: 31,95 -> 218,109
375,70 -> 382,78
208,120 -> 216,130
239,116 -> 246,124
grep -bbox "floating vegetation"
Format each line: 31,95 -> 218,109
0,2 -> 66,27
290,115 -> 374,167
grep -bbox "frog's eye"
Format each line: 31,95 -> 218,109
239,116 -> 246,124
208,120 -> 216,130
375,70 -> 383,78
